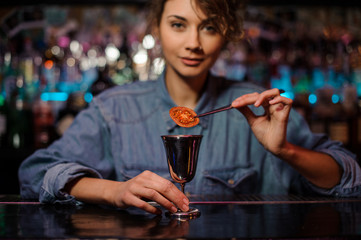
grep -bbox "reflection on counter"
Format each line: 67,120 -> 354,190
1,196 -> 361,239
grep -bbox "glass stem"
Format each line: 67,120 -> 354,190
180,183 -> 185,193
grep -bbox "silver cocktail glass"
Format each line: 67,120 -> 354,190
161,135 -> 202,220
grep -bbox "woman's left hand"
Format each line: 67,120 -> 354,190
231,88 -> 293,156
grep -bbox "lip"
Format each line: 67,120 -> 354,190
180,57 -> 203,66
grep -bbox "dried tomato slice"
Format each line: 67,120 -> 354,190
169,106 -> 199,128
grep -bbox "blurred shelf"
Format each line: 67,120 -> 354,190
0,0 -> 360,7
249,0 -> 361,7
0,0 -> 147,6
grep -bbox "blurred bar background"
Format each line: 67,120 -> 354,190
1,0 -> 361,193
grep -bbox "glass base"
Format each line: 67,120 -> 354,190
165,208 -> 201,220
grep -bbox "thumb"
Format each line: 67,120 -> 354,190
235,106 -> 256,125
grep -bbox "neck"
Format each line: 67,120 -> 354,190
165,70 -> 207,109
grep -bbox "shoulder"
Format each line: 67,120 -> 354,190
209,75 -> 266,101
88,80 -> 160,122
211,75 -> 266,92
89,80 -> 159,110
95,80 -> 158,102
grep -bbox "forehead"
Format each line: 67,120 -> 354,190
162,0 -> 207,21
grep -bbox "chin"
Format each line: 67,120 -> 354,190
180,73 -> 207,81
166,61 -> 211,80
177,68 -> 209,79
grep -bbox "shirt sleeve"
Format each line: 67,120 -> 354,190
18,100 -> 115,204
287,109 -> 361,197
40,163 -> 102,205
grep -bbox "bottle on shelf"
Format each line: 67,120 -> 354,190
0,94 -> 7,148
32,98 -> 55,149
7,75 -> 33,149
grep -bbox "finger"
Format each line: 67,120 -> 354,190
140,187 -> 180,213
236,106 -> 257,125
268,96 -> 292,113
268,95 -> 293,106
147,179 -> 189,212
125,194 -> 163,215
254,88 -> 283,107
139,171 -> 189,212
231,92 -> 260,108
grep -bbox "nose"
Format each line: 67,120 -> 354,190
185,28 -> 202,52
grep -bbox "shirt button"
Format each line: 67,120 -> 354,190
228,179 -> 235,185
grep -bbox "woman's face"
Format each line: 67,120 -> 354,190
158,0 -> 225,81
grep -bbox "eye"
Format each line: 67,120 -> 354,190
201,24 -> 218,34
204,25 -> 216,32
171,22 -> 185,30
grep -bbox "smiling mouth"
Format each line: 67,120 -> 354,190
181,57 -> 203,66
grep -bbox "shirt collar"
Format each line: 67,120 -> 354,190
157,71 -> 219,131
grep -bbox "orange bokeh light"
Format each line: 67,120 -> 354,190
44,60 -> 54,69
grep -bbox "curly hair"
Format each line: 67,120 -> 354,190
146,0 -> 245,42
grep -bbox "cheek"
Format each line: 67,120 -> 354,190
202,37 -> 224,56
204,43 -> 223,60
160,33 -> 179,57
160,41 -> 175,61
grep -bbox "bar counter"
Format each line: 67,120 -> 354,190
1,194 -> 361,239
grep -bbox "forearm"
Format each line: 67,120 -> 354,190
64,177 -> 120,206
63,171 -> 189,215
277,142 -> 343,189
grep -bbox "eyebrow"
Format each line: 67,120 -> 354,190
167,15 -> 212,25
167,15 -> 187,21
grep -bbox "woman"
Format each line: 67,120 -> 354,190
19,0 -> 361,215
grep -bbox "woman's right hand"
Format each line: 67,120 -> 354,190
66,170 -> 189,215
110,170 -> 189,214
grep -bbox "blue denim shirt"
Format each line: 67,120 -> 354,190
19,73 -> 361,204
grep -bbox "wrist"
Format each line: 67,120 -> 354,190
274,141 -> 297,162
101,179 -> 122,206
